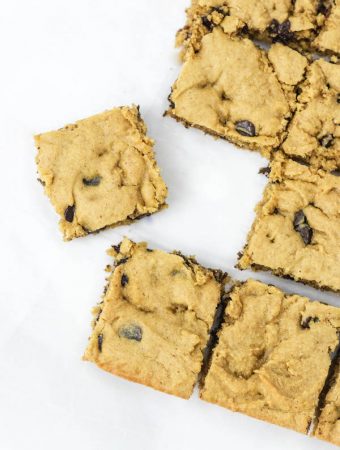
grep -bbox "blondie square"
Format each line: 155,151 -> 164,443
314,361 -> 340,446
83,238 -> 228,399
35,106 -> 167,240
281,58 -> 340,171
200,279 -> 340,433
237,157 -> 340,292
178,1 -> 339,57
167,28 -> 307,157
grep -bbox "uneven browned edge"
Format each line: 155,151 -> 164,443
86,240 -> 231,399
164,110 -> 273,157
65,202 -> 168,241
236,259 -> 340,295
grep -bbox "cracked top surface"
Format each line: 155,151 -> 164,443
180,0 -> 337,55
237,157 -> 340,292
169,29 -> 304,155
201,279 -> 340,433
315,361 -> 340,445
282,59 -> 340,171
35,106 -> 167,240
83,238 -> 227,399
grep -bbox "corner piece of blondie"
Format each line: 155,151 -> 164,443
83,238 -> 228,399
35,106 -> 167,240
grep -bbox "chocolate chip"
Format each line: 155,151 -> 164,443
235,120 -> 256,137
116,257 -> 128,267
146,248 -> 153,252
259,166 -> 271,176
293,210 -> 313,245
98,334 -> 103,352
295,86 -> 302,95
337,94 -> 340,104
239,24 -> 249,35
119,324 -> 142,342
301,316 -> 319,329
83,176 -> 101,186
291,156 -> 310,166
112,244 -> 121,253
319,134 -> 334,148
64,205 -> 75,222
330,169 -> 340,177
37,178 -> 45,186
121,274 -> 129,287
268,19 -> 294,43
317,1 -> 331,16
201,16 -> 213,30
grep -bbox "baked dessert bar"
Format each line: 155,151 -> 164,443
237,156 -> 340,292
35,106 -> 167,240
200,279 -> 340,433
314,359 -> 340,445
178,1 -> 340,57
167,28 -> 307,157
83,238 -> 228,399
281,58 -> 340,172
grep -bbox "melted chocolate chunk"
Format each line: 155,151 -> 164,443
201,16 -> 214,31
64,205 -> 75,222
112,243 -> 121,253
116,257 -> 129,267
83,176 -> 101,186
121,274 -> 129,287
235,120 -> 256,137
301,316 -> 320,329
293,210 -> 313,245
259,166 -> 271,176
268,19 -> 294,43
119,324 -> 142,342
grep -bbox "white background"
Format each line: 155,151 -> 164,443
0,1 -> 339,449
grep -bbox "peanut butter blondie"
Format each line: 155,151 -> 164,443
35,106 -> 167,240
83,239 -> 228,399
167,28 -> 307,157
237,156 -> 340,292
178,1 -> 340,57
201,279 -> 340,433
314,360 -> 340,445
281,58 -> 340,171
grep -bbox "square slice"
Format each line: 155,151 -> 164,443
168,28 -> 307,157
83,238 -> 228,399
314,360 -> 340,446
35,106 -> 167,240
237,156 -> 340,292
282,58 -> 340,172
201,279 -> 340,433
